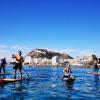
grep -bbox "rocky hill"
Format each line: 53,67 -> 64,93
27,48 -> 73,59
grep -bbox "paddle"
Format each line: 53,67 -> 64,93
22,67 -> 30,79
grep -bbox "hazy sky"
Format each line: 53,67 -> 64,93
0,0 -> 100,59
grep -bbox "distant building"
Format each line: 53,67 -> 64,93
52,56 -> 59,66
59,57 -> 65,66
24,56 -> 32,65
32,58 -> 42,65
65,55 -> 93,66
83,55 -> 92,63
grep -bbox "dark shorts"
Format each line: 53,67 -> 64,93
0,64 -> 5,68
13,63 -> 22,71
94,68 -> 99,72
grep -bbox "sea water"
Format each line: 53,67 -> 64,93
0,66 -> 100,100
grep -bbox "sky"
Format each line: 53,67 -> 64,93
0,0 -> 100,59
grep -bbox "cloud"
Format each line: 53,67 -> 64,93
62,48 -> 78,53
46,48 -> 78,54
77,49 -> 96,57
0,45 -> 8,48
12,45 -> 23,49
0,49 -> 8,53
11,45 -> 30,50
56,49 -> 98,58
0,50 -> 11,61
0,44 -> 31,61
0,45 -> 99,60
0,44 -> 28,50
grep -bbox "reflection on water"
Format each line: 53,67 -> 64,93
64,80 -> 74,90
0,66 -> 100,100
94,74 -> 99,97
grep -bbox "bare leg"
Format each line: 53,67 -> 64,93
0,65 -> 3,73
19,70 -> 22,79
14,70 -> 16,79
0,66 -> 1,73
3,66 -> 5,73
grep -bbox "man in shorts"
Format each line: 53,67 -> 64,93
12,51 -> 24,79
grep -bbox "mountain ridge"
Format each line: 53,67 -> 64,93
27,48 -> 73,59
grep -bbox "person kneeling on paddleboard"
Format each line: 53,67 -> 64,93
12,51 -> 24,79
62,63 -> 75,80
63,64 -> 72,79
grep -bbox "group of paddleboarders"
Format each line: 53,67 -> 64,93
0,51 -> 100,80
0,51 -> 24,79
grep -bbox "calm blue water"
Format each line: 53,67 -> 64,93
0,66 -> 100,100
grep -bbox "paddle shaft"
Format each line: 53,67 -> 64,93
22,67 -> 30,79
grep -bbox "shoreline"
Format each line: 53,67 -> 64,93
8,64 -> 100,68
24,64 -> 100,68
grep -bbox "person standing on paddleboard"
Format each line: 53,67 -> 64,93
12,51 -> 24,79
94,60 -> 99,73
0,58 -> 7,74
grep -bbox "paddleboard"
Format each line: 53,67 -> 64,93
62,75 -> 75,84
0,78 -> 29,84
86,72 -> 100,75
0,73 -> 11,75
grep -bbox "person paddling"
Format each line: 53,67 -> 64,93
63,64 -> 72,79
94,60 -> 99,73
12,51 -> 24,79
62,63 -> 75,86
0,58 -> 7,74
